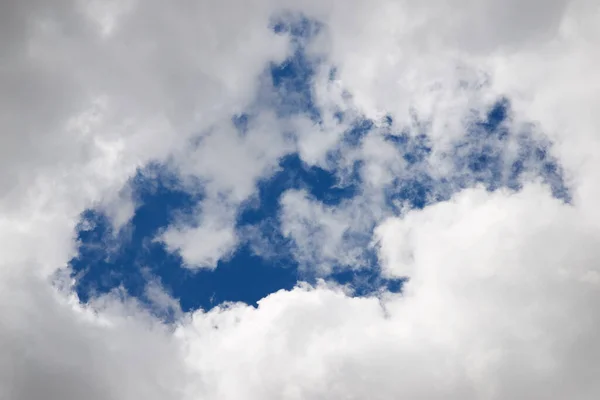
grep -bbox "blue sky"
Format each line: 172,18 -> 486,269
68,16 -> 569,317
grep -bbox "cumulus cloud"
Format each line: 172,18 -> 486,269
2,0 -> 600,399
182,182 -> 600,399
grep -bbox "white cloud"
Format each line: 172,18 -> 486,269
159,112 -> 296,268
178,182 -> 600,399
280,189 -> 361,274
161,202 -> 238,270
0,0 -> 294,272
0,0 -> 292,397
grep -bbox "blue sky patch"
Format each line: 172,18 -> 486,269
70,166 -> 299,313
66,16 -> 570,318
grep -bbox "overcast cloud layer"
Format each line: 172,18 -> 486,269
2,0 -> 600,399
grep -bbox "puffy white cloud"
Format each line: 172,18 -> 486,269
161,200 -> 238,269
179,183 -> 600,399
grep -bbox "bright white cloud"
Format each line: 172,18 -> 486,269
177,182 -> 600,399
2,0 -> 600,399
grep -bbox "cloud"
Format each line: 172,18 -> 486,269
159,112 -> 295,268
179,182 -> 600,399
0,0 -> 291,397
2,0 -> 600,399
0,270 -> 188,400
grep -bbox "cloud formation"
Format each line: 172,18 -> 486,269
1,0 -> 600,399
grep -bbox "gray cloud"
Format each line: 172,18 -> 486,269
1,0 -> 600,399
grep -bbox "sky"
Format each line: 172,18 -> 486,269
1,1 -> 600,399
